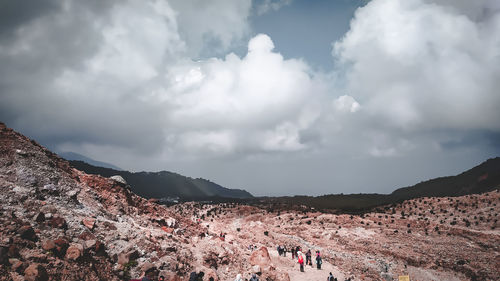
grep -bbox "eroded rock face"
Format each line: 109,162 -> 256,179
249,247 -> 271,269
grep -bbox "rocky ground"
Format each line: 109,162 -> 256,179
1,122 -> 499,281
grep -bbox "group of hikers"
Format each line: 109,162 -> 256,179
132,245 -> 348,281
277,245 -> 322,271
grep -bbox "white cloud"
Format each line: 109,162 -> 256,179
334,0 -> 500,132
163,34 -> 322,155
334,95 -> 360,113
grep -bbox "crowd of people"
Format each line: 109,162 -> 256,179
131,245 -> 349,281
276,245 -> 323,271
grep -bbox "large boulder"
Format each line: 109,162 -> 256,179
65,243 -> 83,261
249,247 -> 271,270
265,270 -> 290,281
82,218 -> 96,230
41,240 -> 56,251
24,264 -> 48,281
110,175 -> 127,185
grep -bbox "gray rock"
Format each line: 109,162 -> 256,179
110,175 -> 127,185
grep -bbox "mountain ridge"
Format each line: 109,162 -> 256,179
68,160 -> 253,200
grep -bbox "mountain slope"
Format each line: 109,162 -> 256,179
59,151 -> 123,170
69,160 -> 253,200
390,157 -> 500,200
260,157 -> 500,212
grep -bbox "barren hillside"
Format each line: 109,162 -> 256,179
1,122 -> 499,281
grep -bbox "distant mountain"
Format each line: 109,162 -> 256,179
390,157 -> 500,200
69,160 -> 253,200
261,157 -> 500,212
59,152 -> 122,171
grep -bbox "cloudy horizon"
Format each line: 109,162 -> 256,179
1,0 -> 499,196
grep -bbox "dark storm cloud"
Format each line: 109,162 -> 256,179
439,130 -> 500,153
0,0 -> 60,39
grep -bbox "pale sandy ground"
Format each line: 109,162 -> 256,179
268,247 -> 346,281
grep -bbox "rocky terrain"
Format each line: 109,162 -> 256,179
1,122 -> 499,281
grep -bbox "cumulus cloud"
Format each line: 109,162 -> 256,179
0,0 -> 326,164
161,33 -> 323,156
334,0 -> 500,132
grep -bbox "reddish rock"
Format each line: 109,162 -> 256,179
78,231 -> 96,241
249,246 -> 271,269
49,217 -> 67,229
8,244 -> 19,257
24,253 -> 47,263
12,260 -> 25,273
53,237 -> 69,256
65,243 -> 83,261
18,225 -> 37,241
24,264 -> 48,281
161,226 -> 174,233
82,218 -> 96,230
42,240 -> 56,251
266,271 -> 290,281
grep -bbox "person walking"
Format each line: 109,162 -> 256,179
298,252 -> 305,272
306,249 -> 312,266
249,273 -> 259,281
316,253 -> 322,269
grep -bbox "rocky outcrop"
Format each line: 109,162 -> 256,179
249,247 -> 271,270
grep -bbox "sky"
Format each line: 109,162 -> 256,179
1,0 -> 500,196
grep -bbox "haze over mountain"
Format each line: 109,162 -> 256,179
59,152 -> 123,171
69,160 -> 253,200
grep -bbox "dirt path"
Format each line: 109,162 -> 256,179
268,248 -> 346,281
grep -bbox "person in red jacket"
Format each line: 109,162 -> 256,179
298,252 -> 305,272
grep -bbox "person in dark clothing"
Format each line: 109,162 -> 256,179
306,249 -> 312,266
316,254 -> 322,269
327,272 -> 334,281
197,271 -> 205,281
249,273 -> 259,281
189,272 -> 198,281
159,276 -> 165,281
